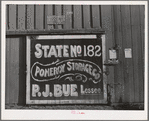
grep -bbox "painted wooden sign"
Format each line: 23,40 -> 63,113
26,35 -> 103,104
47,15 -> 65,25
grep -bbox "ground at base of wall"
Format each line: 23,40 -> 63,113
5,104 -> 114,110
112,103 -> 144,110
5,104 -> 144,110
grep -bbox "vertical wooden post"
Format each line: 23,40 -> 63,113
9,5 -> 16,30
55,5 -> 62,29
35,5 -> 44,30
73,5 -> 82,29
83,5 -> 91,29
92,5 -> 101,28
139,5 -> 145,103
5,37 -> 20,104
63,5 -> 72,29
113,5 -> 125,103
27,5 -> 34,30
121,5 -> 134,102
101,5 -> 115,103
45,5 -> 54,30
18,5 -> 26,30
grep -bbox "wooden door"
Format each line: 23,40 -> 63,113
5,36 -> 26,105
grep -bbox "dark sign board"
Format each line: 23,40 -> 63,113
26,36 -> 104,104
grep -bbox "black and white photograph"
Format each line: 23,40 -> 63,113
1,1 -> 148,120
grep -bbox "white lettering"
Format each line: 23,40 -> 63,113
35,44 -> 42,58
63,45 -> 69,57
77,45 -> 82,54
54,84 -> 62,97
34,44 -> 101,58
66,62 -> 100,80
67,62 -> 71,71
80,85 -> 85,94
63,84 -> 70,96
32,84 -> 40,97
34,64 -> 65,78
40,69 -> 44,77
56,45 -> 63,57
70,45 -> 77,57
35,66 -> 40,77
42,84 -> 50,97
42,45 -> 49,58
48,45 -> 58,57
71,84 -> 78,96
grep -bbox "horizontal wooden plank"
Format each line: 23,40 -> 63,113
27,100 -> 107,104
6,28 -> 105,35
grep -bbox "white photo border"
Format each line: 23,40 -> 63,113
1,1 -> 148,120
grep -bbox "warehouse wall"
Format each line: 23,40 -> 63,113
5,5 -> 144,104
112,5 -> 144,103
5,37 -> 26,104
6,5 -> 102,32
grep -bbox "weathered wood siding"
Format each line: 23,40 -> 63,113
6,5 -> 102,34
5,37 -> 26,104
112,5 -> 145,103
5,5 -> 145,104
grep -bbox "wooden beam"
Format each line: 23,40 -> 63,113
6,29 -> 105,36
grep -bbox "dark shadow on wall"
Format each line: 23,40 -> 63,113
18,36 -> 26,105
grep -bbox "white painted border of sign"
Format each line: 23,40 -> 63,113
37,35 -> 97,39
26,35 -> 107,104
102,35 -> 107,103
26,36 -> 31,104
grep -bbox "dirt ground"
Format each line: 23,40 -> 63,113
5,104 -> 144,110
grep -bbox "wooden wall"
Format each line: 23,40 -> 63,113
6,38 -> 19,104
6,5 -> 102,34
6,37 -> 26,104
5,5 -> 145,104
112,5 -> 145,103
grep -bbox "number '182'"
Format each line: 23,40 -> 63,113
84,45 -> 101,57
